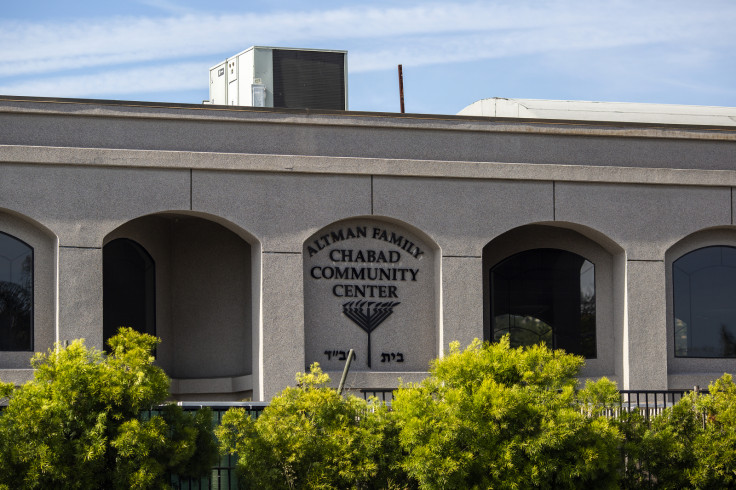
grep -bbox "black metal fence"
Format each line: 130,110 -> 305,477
619,389 -> 707,420
0,388 -> 712,489
165,402 -> 268,490
160,389 -> 709,489
361,388 -> 707,416
358,388 -> 396,402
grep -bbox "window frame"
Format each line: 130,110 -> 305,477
665,229 -> 736,380
672,244 -> 736,359
102,237 -> 156,349
0,230 -> 34,352
489,247 -> 597,359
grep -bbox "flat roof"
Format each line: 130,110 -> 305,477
1,94 -> 735,139
458,98 -> 736,127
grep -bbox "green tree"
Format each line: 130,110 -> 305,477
689,374 -> 736,488
624,374 -> 736,488
636,396 -> 700,489
0,327 -> 218,489
391,337 -> 622,489
614,409 -> 650,489
217,364 -> 410,490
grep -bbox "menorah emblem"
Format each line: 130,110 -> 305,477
342,300 -> 400,368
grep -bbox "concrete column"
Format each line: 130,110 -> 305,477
442,256 -> 483,351
260,251 -> 305,400
624,259 -> 668,390
58,247 -> 103,350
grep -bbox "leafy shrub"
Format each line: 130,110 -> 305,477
638,396 -> 700,489
689,374 -> 736,488
0,328 -> 218,490
619,374 -> 736,489
217,364 -> 409,489
391,337 -> 622,489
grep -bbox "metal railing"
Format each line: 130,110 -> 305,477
358,388 -> 396,402
154,389 -> 712,489
167,402 -> 267,490
1,387 -> 712,489
618,389 -> 707,420
358,388 -> 709,415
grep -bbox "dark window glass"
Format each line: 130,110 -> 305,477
673,246 -> 736,358
490,248 -> 596,358
0,231 -> 33,351
103,239 -> 155,350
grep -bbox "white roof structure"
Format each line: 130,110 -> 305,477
458,98 -> 736,126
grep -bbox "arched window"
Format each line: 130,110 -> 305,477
103,238 -> 155,348
0,231 -> 33,351
673,246 -> 736,358
490,248 -> 596,358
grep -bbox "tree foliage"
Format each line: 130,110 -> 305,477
391,337 -> 622,489
217,364 -> 409,490
0,327 -> 218,489
634,373 -> 736,489
689,374 -> 736,488
636,397 -> 699,489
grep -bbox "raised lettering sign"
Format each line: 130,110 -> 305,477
304,219 -> 437,372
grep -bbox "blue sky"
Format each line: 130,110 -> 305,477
1,0 -> 735,115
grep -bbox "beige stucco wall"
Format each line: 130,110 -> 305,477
1,96 -> 735,399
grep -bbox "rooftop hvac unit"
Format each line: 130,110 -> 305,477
208,46 -> 347,110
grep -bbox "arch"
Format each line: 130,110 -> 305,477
303,215 -> 441,380
0,208 -> 57,370
483,222 -> 625,379
666,227 -> 736,384
104,211 -> 261,401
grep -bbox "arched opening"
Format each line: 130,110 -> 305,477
103,238 -> 155,349
673,245 -> 736,358
0,209 -> 56,371
665,228 -> 736,388
0,231 -> 33,351
104,212 -> 256,400
483,223 -> 623,380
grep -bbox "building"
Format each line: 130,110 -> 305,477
0,94 -> 735,401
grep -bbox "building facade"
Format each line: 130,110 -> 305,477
0,95 -> 735,401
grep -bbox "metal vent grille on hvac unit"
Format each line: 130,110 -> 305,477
272,49 -> 346,110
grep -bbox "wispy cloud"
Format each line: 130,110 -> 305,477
2,1 -> 732,75
134,0 -> 199,16
0,62 -> 204,98
0,0 -> 734,100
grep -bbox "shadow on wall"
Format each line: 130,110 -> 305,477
103,212 -> 253,384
